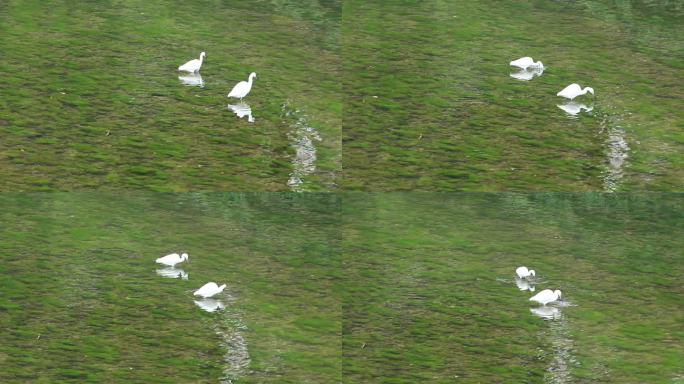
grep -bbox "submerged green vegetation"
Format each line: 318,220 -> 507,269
0,0 -> 340,191
342,193 -> 683,383
343,1 -> 684,191
0,193 -> 340,383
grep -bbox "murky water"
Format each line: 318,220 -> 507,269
0,193 -> 340,383
0,1 -> 340,191
342,193 -> 684,383
342,1 -> 683,191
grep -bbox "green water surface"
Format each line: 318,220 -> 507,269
342,1 -> 684,191
0,193 -> 340,383
342,193 -> 683,383
0,0 -> 340,191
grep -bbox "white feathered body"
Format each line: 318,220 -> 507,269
510,57 -> 543,70
228,72 -> 256,99
178,52 -> 205,73
155,252 -> 188,267
516,266 -> 535,279
557,83 -> 594,100
529,289 -> 562,306
194,282 -> 227,298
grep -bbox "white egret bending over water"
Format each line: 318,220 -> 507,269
194,282 -> 226,298
530,289 -> 562,306
509,57 -> 544,71
516,266 -> 536,279
155,252 -> 188,267
557,83 -> 594,100
228,72 -> 256,100
178,52 -> 206,73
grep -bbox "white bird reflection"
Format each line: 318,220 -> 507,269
515,277 -> 536,292
557,101 -> 593,116
509,66 -> 544,81
530,306 -> 561,320
156,267 -> 188,280
178,73 -> 204,88
227,102 -> 254,123
194,298 -> 226,313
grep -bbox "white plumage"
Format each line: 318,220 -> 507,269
509,57 -> 544,71
529,289 -> 562,306
155,252 -> 189,267
194,282 -> 226,298
557,83 -> 594,100
178,52 -> 206,73
516,266 -> 536,279
228,72 -> 257,100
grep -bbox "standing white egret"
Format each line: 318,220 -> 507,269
155,252 -> 189,267
194,282 -> 226,298
516,266 -> 536,279
228,72 -> 257,100
509,57 -> 544,71
178,52 -> 206,73
529,289 -> 562,306
557,83 -> 594,100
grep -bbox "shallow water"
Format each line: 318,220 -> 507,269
0,193 -> 340,383
342,193 -> 684,383
342,1 -> 684,191
0,1 -> 340,191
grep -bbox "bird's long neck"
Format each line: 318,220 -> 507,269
199,54 -> 204,65
581,87 -> 590,95
247,75 -> 254,85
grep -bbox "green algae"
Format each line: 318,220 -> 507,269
0,193 -> 340,383
342,1 -> 684,191
341,193 -> 684,382
0,0 -> 340,191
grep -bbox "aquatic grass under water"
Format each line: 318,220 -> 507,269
342,1 -> 683,191
0,193 -> 341,383
0,0 -> 340,191
341,193 -> 683,383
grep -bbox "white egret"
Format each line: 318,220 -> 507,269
509,57 -> 544,71
228,72 -> 256,100
557,83 -> 594,100
194,282 -> 226,298
155,252 -> 189,267
178,52 -> 206,73
516,266 -> 536,279
529,289 -> 562,306
156,267 -> 189,280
